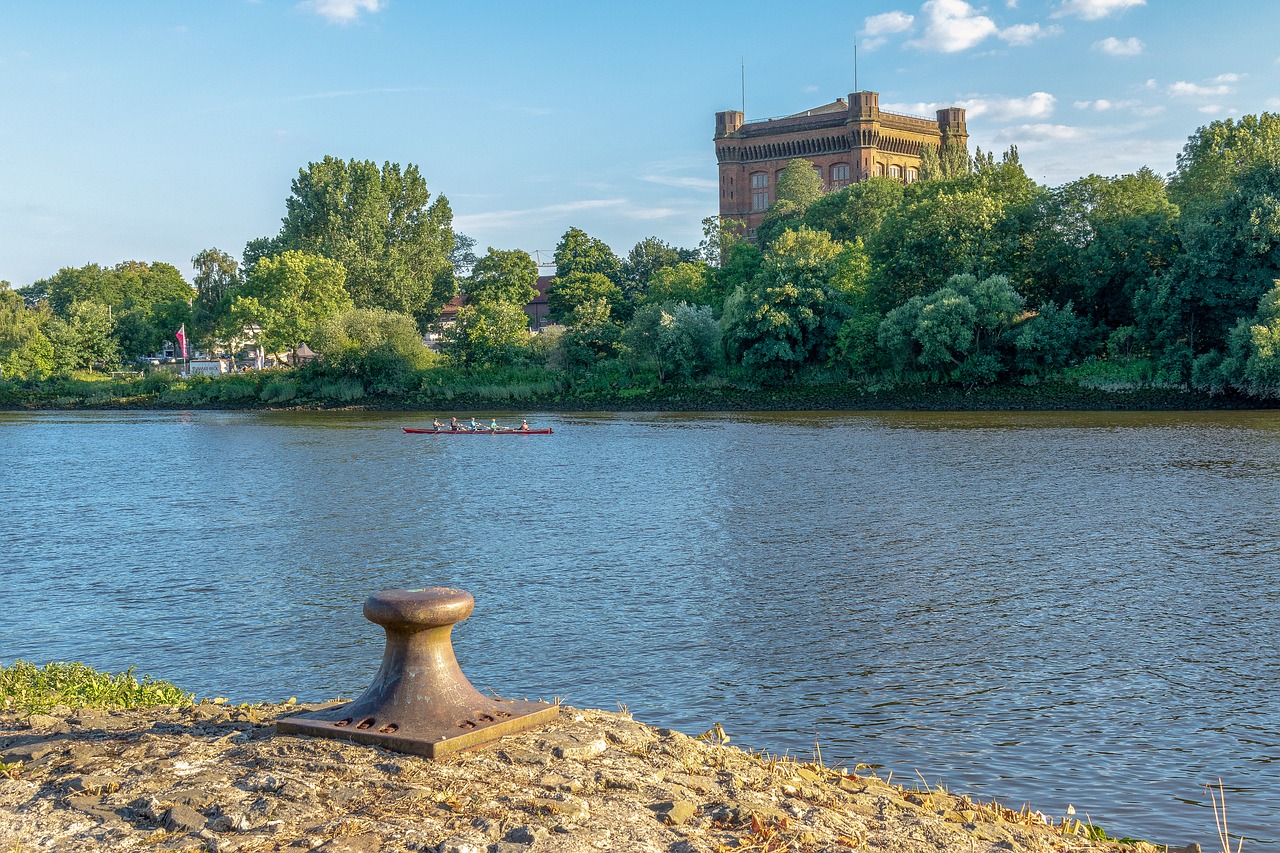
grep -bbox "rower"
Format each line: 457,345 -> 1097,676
490,419 -> 500,431
433,418 -> 442,430
450,416 -> 459,431
470,417 -> 479,431
520,419 -> 530,431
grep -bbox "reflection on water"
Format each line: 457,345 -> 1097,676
2,409 -> 1279,846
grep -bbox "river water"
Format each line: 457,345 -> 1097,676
1,409 -> 1278,846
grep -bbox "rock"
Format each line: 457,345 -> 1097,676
209,812 -> 253,832
491,844 -> 532,853
650,800 -> 697,826
162,803 -> 208,832
436,839 -> 485,853
503,824 -> 550,845
542,733 -> 608,762
65,775 -> 119,795
499,749 -> 550,767
65,795 -> 124,823
313,834 -> 385,852
531,797 -> 589,823
2,740 -> 61,764
537,772 -> 583,793
21,714 -> 63,729
470,817 -> 501,840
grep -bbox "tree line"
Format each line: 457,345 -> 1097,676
3,113 -> 1280,401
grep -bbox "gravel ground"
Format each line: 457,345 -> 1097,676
0,702 -> 1203,853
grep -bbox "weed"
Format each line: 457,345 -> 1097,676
1208,778 -> 1244,853
0,660 -> 194,715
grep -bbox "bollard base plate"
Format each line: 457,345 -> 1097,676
276,698 -> 559,759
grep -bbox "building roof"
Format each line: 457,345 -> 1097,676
785,98 -> 847,118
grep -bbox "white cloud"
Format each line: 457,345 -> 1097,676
1094,36 -> 1143,56
1074,98 -> 1141,111
1212,72 -> 1243,83
861,10 -> 915,49
964,92 -> 1057,121
297,0 -> 383,24
455,199 -> 627,231
885,91 -> 1055,122
1053,0 -> 1145,20
623,207 -> 681,222
907,0 -> 999,53
1168,81 -> 1232,97
999,23 -> 1060,46
992,123 -> 1088,144
1198,104 -> 1225,114
640,175 -> 718,190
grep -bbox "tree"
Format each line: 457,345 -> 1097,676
644,262 -> 716,306
723,226 -> 851,378
30,261 -> 193,316
312,307 -> 436,390
1138,153 -> 1280,373
1013,301 -> 1089,379
45,300 -> 120,372
552,227 -> 622,282
0,289 -> 54,380
623,301 -> 720,383
230,251 -> 351,361
465,248 -> 538,309
1168,113 -> 1280,217
191,248 -> 240,346
756,159 -> 825,248
439,302 -> 531,373
546,272 -> 623,324
869,181 -> 1002,309
877,273 -> 1024,385
251,157 -> 456,324
803,177 -> 904,246
621,237 -> 696,304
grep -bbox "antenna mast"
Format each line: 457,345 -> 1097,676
741,57 -> 746,115
854,39 -> 858,92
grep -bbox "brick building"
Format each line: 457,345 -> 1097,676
714,90 -> 968,238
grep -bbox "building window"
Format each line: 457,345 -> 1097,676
747,227 -> 758,241
906,167 -> 918,184
889,164 -> 902,180
751,172 -> 769,211
813,165 -> 822,181
875,163 -> 885,177
831,163 -> 851,189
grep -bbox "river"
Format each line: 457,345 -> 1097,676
1,409 -> 1277,846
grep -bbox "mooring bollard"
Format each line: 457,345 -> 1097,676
276,587 -> 558,758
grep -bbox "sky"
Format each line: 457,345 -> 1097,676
2,0 -> 1278,287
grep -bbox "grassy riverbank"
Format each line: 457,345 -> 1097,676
0,364 -> 1271,413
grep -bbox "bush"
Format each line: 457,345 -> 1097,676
0,660 -> 193,715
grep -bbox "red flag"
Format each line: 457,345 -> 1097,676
176,325 -> 187,359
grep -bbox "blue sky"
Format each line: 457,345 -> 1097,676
2,0 -> 1277,286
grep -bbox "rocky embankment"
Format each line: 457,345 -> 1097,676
0,702 -> 1198,853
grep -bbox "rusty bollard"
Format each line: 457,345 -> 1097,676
276,587 -> 558,758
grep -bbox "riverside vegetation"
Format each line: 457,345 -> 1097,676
4,115 -> 1280,410
0,662 -> 1221,852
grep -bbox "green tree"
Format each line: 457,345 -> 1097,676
252,157 -> 456,325
1168,113 -> 1280,217
803,177 -> 904,245
553,227 -> 622,282
623,301 -> 720,383
45,300 -> 120,372
30,261 -> 193,317
621,237 -> 695,303
644,262 -> 716,306
191,248 -> 240,347
311,307 -> 436,391
439,302 -> 532,373
466,248 -> 538,309
1138,153 -> 1280,372
1013,301 -> 1089,378
0,289 -> 55,380
723,226 -> 851,378
547,272 -> 623,324
877,273 -> 1024,385
756,158 -> 825,248
230,251 -> 351,361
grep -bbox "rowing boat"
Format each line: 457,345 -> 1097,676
403,427 -> 554,435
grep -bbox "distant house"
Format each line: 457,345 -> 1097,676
425,276 -> 554,350
525,276 -> 553,330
